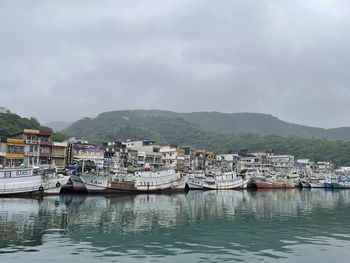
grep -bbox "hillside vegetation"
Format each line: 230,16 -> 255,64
0,108 -> 68,142
64,110 -> 350,166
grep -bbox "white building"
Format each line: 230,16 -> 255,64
123,140 -> 162,168
160,145 -> 185,170
267,155 -> 295,172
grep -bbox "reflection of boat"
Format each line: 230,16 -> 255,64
203,172 -> 248,190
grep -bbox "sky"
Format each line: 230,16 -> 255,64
1,0 -> 350,128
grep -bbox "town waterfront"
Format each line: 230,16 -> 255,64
1,190 -> 350,262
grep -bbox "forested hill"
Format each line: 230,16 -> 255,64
65,110 -> 350,141
0,108 -> 48,137
63,110 -> 350,166
0,108 -> 67,141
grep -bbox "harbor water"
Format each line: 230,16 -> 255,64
1,189 -> 350,262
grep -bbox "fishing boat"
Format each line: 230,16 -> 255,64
308,179 -> 326,188
81,168 -> 188,193
331,176 -> 350,189
70,173 -> 88,193
203,172 -> 248,190
39,167 -> 70,194
0,166 -> 69,195
300,179 -> 311,188
186,171 -> 206,190
254,178 -> 298,189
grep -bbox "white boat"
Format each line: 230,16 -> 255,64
203,172 -> 248,190
0,167 -> 42,195
309,179 -> 326,188
40,168 -> 70,194
78,169 -> 188,194
80,173 -> 112,193
186,171 -> 206,190
0,167 -> 69,195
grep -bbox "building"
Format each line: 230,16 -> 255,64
267,155 -> 295,173
0,129 -> 68,168
313,161 -> 333,174
68,143 -> 105,169
296,159 -> 314,175
102,141 -> 128,169
216,154 -> 240,171
123,140 -> 162,168
5,138 -> 25,167
191,150 -> 216,171
160,145 -> 185,170
52,142 -> 68,168
0,138 -> 7,168
238,153 -> 273,174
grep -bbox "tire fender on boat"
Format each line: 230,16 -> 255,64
39,186 -> 44,192
56,182 -> 61,188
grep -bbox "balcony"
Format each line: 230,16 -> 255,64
25,139 -> 39,144
6,152 -> 25,159
39,140 -> 53,146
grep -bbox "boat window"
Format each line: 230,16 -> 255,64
4,171 -> 11,178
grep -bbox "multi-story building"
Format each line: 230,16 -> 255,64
0,138 -> 7,168
216,154 -> 240,171
191,150 -> 216,171
267,155 -> 295,173
1,129 -> 68,168
123,140 -> 162,168
180,146 -> 191,171
238,153 -> 273,174
52,142 -> 68,168
5,138 -> 25,167
160,145 -> 185,170
314,161 -> 333,174
67,143 -> 105,169
102,141 -> 128,169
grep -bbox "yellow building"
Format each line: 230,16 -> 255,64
6,138 -> 25,167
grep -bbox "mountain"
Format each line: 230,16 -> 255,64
65,110 -> 350,141
0,108 -> 68,142
0,110 -> 49,137
45,121 -> 73,132
63,110 -> 350,166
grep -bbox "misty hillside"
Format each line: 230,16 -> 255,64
0,109 -> 49,137
65,110 -> 350,141
63,110 -> 350,166
45,121 -> 73,132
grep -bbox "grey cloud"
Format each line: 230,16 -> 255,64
1,0 -> 350,128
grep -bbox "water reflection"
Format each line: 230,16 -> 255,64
1,190 -> 350,262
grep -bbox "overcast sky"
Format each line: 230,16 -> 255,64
1,0 -> 350,128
